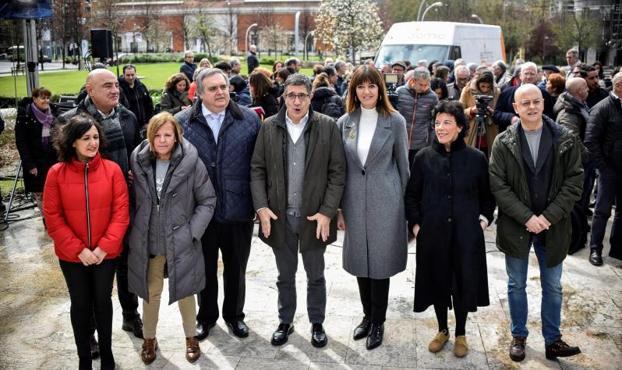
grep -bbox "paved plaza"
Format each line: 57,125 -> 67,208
0,208 -> 620,369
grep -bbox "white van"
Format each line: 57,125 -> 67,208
375,21 -> 506,66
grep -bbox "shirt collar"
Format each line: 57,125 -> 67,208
285,110 -> 309,127
97,108 -> 115,119
201,104 -> 226,120
611,91 -> 621,101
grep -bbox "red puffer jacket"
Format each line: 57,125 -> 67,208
43,153 -> 129,262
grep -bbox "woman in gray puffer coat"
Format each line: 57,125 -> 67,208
128,112 -> 216,365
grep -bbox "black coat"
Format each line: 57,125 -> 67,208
15,98 -> 58,193
405,139 -> 495,312
252,86 -> 280,119
119,77 -> 154,126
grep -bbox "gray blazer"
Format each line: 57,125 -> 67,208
337,109 -> 410,279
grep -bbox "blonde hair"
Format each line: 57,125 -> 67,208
146,112 -> 184,154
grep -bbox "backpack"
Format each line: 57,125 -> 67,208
320,95 -> 344,120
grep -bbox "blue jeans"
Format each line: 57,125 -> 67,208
505,239 -> 563,345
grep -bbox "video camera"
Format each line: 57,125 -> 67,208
384,73 -> 400,107
473,94 -> 494,137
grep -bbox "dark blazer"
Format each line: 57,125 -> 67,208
176,99 -> 261,223
250,107 -> 346,251
405,138 -> 495,312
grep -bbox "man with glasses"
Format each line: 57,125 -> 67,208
250,74 -> 345,348
175,68 -> 261,341
489,84 -> 583,363
447,65 -> 470,101
494,62 -> 555,132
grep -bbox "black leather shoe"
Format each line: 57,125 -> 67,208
226,320 -> 249,338
122,315 -> 144,339
589,250 -> 603,266
271,323 -> 294,346
353,318 -> 371,340
90,335 -> 100,359
366,323 -> 384,350
196,322 -> 216,341
545,337 -> 581,360
509,336 -> 526,362
311,323 -> 327,348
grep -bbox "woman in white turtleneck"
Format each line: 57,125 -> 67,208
336,65 -> 410,351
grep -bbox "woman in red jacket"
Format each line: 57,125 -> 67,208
43,113 -> 129,370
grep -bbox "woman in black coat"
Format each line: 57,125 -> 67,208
15,87 -> 58,211
405,100 -> 495,358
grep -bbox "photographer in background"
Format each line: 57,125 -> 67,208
460,70 -> 500,157
391,61 -> 407,87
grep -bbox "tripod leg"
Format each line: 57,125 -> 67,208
4,162 -> 22,223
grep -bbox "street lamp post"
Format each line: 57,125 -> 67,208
416,0 -> 428,21
421,2 -> 443,21
304,31 -> 314,61
471,14 -> 483,24
245,23 -> 257,54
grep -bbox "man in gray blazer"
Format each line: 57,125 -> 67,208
250,74 -> 346,348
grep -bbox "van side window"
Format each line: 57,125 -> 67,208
450,46 -> 461,60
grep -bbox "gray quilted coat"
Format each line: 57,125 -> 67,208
128,139 -> 216,304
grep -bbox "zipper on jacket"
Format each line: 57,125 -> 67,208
84,163 -> 92,249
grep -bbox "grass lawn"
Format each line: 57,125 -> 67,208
1,63 -> 314,98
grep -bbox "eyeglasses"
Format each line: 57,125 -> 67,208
285,93 -> 309,101
518,99 -> 543,107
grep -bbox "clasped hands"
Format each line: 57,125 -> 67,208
525,215 -> 551,234
257,208 -> 331,242
78,247 -> 107,266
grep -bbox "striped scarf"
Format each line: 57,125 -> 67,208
84,97 -> 129,175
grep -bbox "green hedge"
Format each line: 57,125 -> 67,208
118,53 -> 222,64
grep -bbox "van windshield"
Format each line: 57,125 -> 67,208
375,45 -> 449,66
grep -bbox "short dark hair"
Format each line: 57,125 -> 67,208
434,100 -> 468,136
430,78 -> 448,100
214,61 -> 232,72
123,64 -> 136,73
54,113 -> 106,162
324,66 -> 336,76
284,73 -> 311,94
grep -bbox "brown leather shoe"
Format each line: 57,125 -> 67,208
186,336 -> 201,363
140,338 -> 158,365
509,336 -> 526,362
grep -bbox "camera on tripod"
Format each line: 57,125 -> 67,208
384,73 -> 399,107
473,94 -> 494,137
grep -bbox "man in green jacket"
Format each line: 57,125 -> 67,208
489,84 -> 583,363
250,74 -> 346,349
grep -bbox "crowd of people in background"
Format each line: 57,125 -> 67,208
3,44 -> 621,369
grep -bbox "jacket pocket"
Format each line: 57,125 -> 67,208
223,178 -> 253,221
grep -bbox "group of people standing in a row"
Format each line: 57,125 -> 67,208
11,52 -> 620,369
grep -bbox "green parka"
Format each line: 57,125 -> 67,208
488,117 -> 583,267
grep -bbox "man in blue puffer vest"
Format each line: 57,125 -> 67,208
176,68 -> 261,341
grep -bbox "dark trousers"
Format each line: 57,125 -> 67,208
197,220 -> 253,323
272,214 -> 326,324
357,277 -> 390,324
116,243 -> 139,318
60,259 -> 117,370
590,166 -> 621,259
